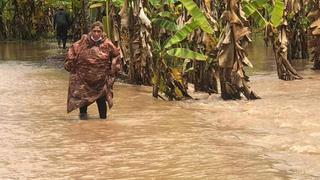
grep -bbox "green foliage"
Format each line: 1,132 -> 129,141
179,0 -> 213,34
46,0 -> 73,8
0,0 -> 8,10
90,0 -> 123,8
111,0 -> 124,8
152,18 -> 178,32
242,0 -> 285,28
182,59 -> 192,73
164,21 -> 198,49
159,12 -> 176,19
271,0 -> 284,27
167,48 -> 208,61
242,1 -> 267,27
151,0 -> 211,61
149,0 -> 161,8
251,0 -> 269,8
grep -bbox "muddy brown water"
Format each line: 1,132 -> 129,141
1,39 -> 320,179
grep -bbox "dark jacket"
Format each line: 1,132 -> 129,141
53,10 -> 70,29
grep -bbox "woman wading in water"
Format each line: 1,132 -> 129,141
64,21 -> 120,120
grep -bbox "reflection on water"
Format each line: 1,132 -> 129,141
1,40 -> 320,179
0,41 -> 58,61
247,35 -> 309,75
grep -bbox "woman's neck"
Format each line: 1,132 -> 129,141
91,36 -> 102,42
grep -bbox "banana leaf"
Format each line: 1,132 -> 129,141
243,2 -> 267,27
90,2 -> 104,8
159,12 -> 176,18
149,0 -> 161,8
179,0 -> 214,34
167,48 -> 208,61
164,20 -> 198,48
152,18 -> 178,32
271,0 -> 284,27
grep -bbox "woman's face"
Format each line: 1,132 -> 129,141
91,26 -> 103,41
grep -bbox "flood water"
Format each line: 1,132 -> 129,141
1,39 -> 320,179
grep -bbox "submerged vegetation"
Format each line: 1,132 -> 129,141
0,0 -> 318,100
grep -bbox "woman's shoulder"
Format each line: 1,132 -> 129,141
102,39 -> 119,50
67,35 -> 89,53
101,38 -> 113,46
75,35 -> 89,44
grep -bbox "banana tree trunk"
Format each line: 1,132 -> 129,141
0,11 -> 7,40
11,0 -> 35,39
34,0 -> 50,37
268,22 -> 303,80
118,0 -> 152,85
265,0 -> 303,80
83,0 -> 90,33
72,0 -> 90,41
188,0 -> 218,94
119,0 -> 133,82
217,0 -> 260,100
288,0 -> 308,60
308,0 -> 320,69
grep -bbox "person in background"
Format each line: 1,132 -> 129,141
53,5 -> 70,49
64,21 -> 121,120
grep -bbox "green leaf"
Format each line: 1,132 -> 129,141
152,74 -> 159,85
185,67 -> 194,73
159,12 -> 174,18
149,0 -> 161,8
89,2 -> 104,8
159,77 -> 167,93
152,18 -> 178,32
167,48 -> 208,61
164,21 -> 198,49
163,0 -> 177,4
252,11 -> 267,27
179,0 -> 214,34
242,2 -> 256,16
111,0 -> 124,8
271,0 -> 284,27
264,4 -> 274,14
175,87 -> 183,97
46,0 -> 72,7
242,1 -> 267,28
251,0 -> 269,8
182,59 -> 191,72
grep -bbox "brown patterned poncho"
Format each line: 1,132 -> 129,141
64,34 -> 120,113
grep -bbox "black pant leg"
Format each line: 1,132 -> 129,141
56,25 -> 67,48
79,105 -> 88,114
62,39 -> 67,49
96,96 -> 107,119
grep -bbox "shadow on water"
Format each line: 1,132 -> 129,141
1,39 -> 320,179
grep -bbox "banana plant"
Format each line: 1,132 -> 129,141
115,0 -> 153,85
151,0 -> 217,100
34,0 -> 52,37
152,40 -> 207,100
217,0 -> 260,100
307,0 -> 320,69
10,0 -> 36,39
286,0 -> 309,60
243,0 -> 302,80
70,0 -> 90,41
0,0 -> 9,39
186,0 -> 219,94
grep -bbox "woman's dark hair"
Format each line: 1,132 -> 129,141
90,21 -> 104,31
